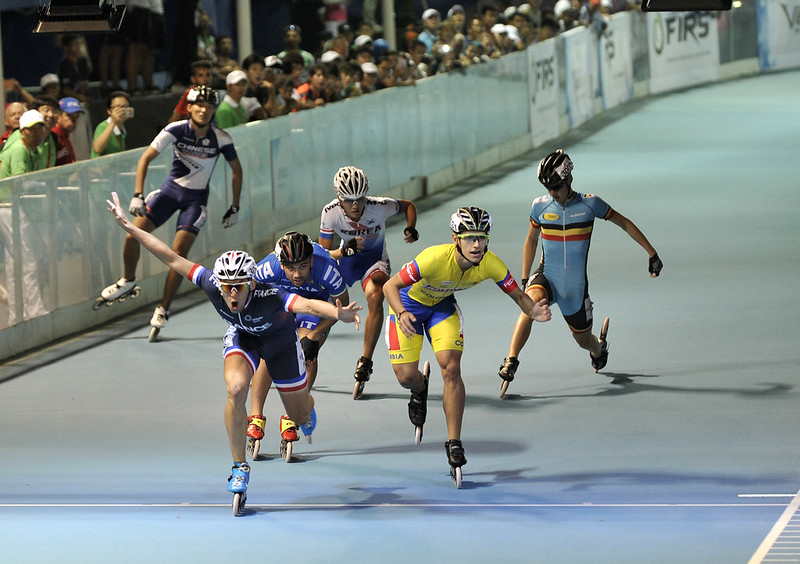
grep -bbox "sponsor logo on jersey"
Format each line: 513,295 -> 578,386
543,213 -> 560,221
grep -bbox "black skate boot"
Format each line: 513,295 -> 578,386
352,356 -> 373,400
445,439 -> 467,489
498,356 -> 519,398
409,362 -> 430,444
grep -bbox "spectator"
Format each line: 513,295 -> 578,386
29,96 -> 60,169
91,91 -> 132,158
480,3 -> 500,34
275,75 -> 302,115
0,110 -> 48,178
0,102 -> 26,151
168,60 -> 212,123
122,0 -> 163,94
57,34 -> 91,103
406,39 -> 430,79
213,35 -> 240,88
3,78 -> 34,106
282,51 -> 307,89
39,73 -> 60,99
297,64 -> 333,108
279,25 -> 316,70
447,4 -> 467,34
216,70 -> 249,129
97,32 -> 125,96
339,61 -> 363,98
196,9 -> 216,63
52,97 -> 84,166
419,9 -> 442,54
241,53 -> 271,121
359,62 -> 379,94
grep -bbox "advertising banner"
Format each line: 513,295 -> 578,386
527,39 -> 560,148
647,11 -> 720,94
599,11 -> 634,110
563,26 -> 597,128
757,0 -> 800,70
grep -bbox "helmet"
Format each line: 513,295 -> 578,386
537,149 -> 573,188
186,85 -> 219,107
449,206 -> 492,235
275,231 -> 314,264
334,166 -> 369,199
213,250 -> 256,281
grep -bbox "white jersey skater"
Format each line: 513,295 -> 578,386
319,196 -> 402,287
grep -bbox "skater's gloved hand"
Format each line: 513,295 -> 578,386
222,205 -> 239,228
648,253 -> 663,277
129,194 -> 145,216
300,336 -> 319,362
341,237 -> 360,257
403,226 -> 419,243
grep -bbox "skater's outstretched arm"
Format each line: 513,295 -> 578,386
106,192 -> 195,278
292,296 -> 362,329
606,211 -> 662,277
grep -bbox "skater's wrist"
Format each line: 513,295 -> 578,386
397,310 -> 407,322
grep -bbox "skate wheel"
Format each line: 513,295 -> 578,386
247,438 -> 261,461
352,380 -> 365,400
423,360 -> 430,378
280,439 -> 293,462
105,299 -> 114,307
414,425 -> 423,445
148,326 -> 160,343
600,317 -> 610,341
499,380 -> 510,399
232,492 -> 246,516
93,299 -> 105,311
451,466 -> 462,489
131,287 -> 141,298
118,294 -> 127,303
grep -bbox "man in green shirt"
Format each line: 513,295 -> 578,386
215,70 -> 248,129
0,110 -> 48,181
91,90 -> 132,158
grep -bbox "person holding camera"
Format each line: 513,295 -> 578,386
91,90 -> 133,158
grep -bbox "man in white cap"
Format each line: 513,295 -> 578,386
419,9 -> 441,54
40,73 -> 60,98
359,62 -> 379,94
216,69 -> 250,129
0,110 -> 48,178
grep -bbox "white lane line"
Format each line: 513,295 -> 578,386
0,502 -> 790,509
749,486 -> 800,564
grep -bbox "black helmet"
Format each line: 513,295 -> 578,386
449,206 -> 492,235
275,231 -> 314,264
537,149 -> 573,188
186,85 -> 219,107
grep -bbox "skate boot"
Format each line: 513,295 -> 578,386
300,407 -> 316,444
279,415 -> 299,462
246,415 -> 266,460
409,361 -> 430,444
228,462 -> 250,516
352,356 -> 373,399
148,306 -> 169,342
95,278 -> 140,310
445,439 -> 467,489
227,462 -> 250,493
590,317 -> 610,373
498,356 -> 520,398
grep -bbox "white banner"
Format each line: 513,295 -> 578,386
527,39 -> 560,149
758,0 -> 800,70
599,12 -> 634,110
563,26 -> 597,128
647,11 -> 720,94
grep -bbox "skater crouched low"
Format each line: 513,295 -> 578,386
105,192 -> 361,512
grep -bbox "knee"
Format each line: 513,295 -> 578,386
226,378 -> 249,402
440,364 -> 462,385
394,365 -> 418,389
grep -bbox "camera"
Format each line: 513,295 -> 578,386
123,107 -> 135,118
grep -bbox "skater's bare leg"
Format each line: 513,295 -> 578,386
249,360 -> 272,417
506,287 -> 546,357
159,230 -> 196,310
435,349 -> 464,441
223,355 -> 253,462
279,388 -> 314,427
122,216 -> 155,281
573,328 -> 602,357
392,360 -> 424,391
361,273 -> 388,360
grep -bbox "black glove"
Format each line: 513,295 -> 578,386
222,205 -> 239,228
300,336 -> 319,362
342,238 -> 359,257
648,253 -> 663,277
404,226 -> 419,242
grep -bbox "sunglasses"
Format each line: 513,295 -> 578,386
457,234 -> 489,244
340,196 -> 366,205
219,281 -> 250,293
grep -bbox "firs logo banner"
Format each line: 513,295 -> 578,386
527,39 -> 560,149
758,0 -> 800,70
647,11 -> 720,94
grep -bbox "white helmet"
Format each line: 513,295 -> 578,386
213,250 -> 256,281
334,166 -> 369,199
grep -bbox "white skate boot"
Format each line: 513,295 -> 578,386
148,306 -> 169,342
94,278 -> 140,309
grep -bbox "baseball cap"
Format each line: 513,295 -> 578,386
360,62 -> 378,75
320,50 -> 342,64
19,109 -> 46,129
40,73 -> 59,89
58,97 -> 84,114
264,55 -> 283,70
447,4 -> 465,19
226,69 -> 248,85
422,8 -> 440,20
353,34 -> 373,48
